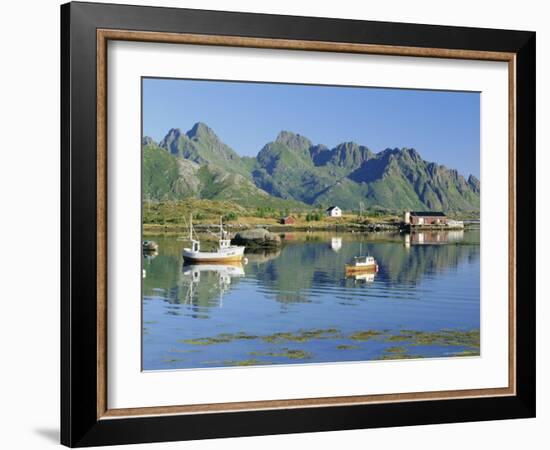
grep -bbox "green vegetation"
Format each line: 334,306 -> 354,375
223,211 -> 239,222
305,212 -> 322,221
141,198 -> 409,233
451,350 -> 480,357
176,328 -> 479,353
385,346 -> 408,353
142,144 -> 180,201
391,329 -> 480,348
261,328 -> 341,343
223,359 -> 273,367
378,351 -> 425,361
249,348 -> 312,360
178,331 -> 258,346
349,330 -> 383,341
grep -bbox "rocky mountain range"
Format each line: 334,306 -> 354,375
142,122 -> 480,211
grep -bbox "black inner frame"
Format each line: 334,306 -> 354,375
61,2 -> 536,447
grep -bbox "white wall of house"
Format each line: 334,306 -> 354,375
326,207 -> 342,217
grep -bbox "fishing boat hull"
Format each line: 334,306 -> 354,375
345,264 -> 379,274
182,246 -> 245,263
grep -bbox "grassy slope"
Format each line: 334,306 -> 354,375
142,144 -> 180,201
143,142 -> 307,210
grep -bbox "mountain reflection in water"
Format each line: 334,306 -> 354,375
142,230 -> 480,370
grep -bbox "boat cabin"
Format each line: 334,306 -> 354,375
219,239 -> 232,249
191,240 -> 200,252
353,255 -> 376,266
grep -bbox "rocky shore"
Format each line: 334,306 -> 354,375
231,228 -> 282,248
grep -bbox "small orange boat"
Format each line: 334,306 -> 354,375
345,255 -> 379,275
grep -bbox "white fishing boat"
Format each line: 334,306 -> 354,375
182,215 -> 245,263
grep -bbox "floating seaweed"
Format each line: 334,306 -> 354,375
249,348 -> 312,360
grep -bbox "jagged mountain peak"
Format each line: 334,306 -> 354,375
159,128 -> 185,156
142,136 -> 157,146
186,122 -> 217,140
275,130 -> 313,151
334,141 -> 361,149
163,128 -> 183,139
378,147 -> 403,157
468,174 -> 480,193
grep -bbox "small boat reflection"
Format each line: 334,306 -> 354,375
181,262 -> 245,307
347,272 -> 376,283
182,262 -> 245,280
143,248 -> 158,262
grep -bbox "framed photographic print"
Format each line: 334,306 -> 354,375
61,1 -> 536,447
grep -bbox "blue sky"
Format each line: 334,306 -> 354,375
143,78 -> 480,178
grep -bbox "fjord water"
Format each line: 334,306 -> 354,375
142,230 -> 480,370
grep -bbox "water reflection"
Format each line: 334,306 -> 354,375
330,237 -> 342,252
243,248 -> 282,265
144,231 -> 480,306
142,248 -> 158,261
143,230 -> 480,369
347,272 -> 376,283
405,230 -> 465,247
180,262 -> 245,308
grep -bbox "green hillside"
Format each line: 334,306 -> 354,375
142,122 -> 480,212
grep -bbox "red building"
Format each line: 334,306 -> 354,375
404,211 -> 448,226
280,216 -> 296,225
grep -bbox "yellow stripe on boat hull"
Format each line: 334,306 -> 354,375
183,255 -> 244,263
345,265 -> 377,273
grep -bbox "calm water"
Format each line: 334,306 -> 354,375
142,230 -> 480,370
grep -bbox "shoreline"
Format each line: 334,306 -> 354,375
143,221 -> 476,235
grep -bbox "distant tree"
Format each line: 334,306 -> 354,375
224,211 -> 238,221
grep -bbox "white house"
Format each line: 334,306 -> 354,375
326,206 -> 342,217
